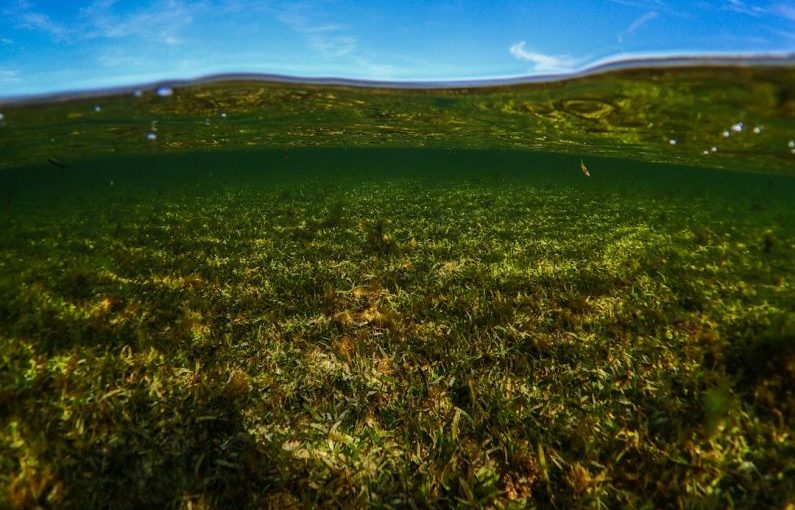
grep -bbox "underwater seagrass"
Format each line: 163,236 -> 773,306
0,60 -> 794,509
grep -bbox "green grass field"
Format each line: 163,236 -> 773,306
1,150 -> 793,508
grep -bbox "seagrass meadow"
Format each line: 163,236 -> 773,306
0,64 -> 794,508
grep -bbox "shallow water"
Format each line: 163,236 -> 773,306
1,62 -> 795,174
1,64 -> 794,508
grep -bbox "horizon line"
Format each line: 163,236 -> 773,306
2,51 -> 794,105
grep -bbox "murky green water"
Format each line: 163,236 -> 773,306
1,64 -> 794,508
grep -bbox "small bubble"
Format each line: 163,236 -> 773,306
669,138 -> 677,145
94,105 -> 101,112
204,118 -> 210,126
731,122 -> 744,132
156,86 -> 173,97
702,149 -> 709,155
50,138 -> 55,143
752,126 -> 762,134
0,112 -> 4,121
146,131 -> 157,141
788,140 -> 795,148
711,146 -> 718,152
110,180 -> 114,187
722,130 -> 730,138
220,111 -> 227,118
133,89 -> 143,97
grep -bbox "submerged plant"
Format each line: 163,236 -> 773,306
365,218 -> 394,254
0,153 -> 793,508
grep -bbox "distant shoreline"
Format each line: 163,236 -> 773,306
2,52 -> 794,105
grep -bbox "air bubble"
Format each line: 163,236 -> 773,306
220,112 -> 227,118
722,130 -> 730,138
0,112 -> 4,121
146,131 -> 157,141
668,138 -> 677,145
702,150 -> 709,155
94,105 -> 101,112
752,126 -> 762,134
156,86 -> 173,97
711,146 -> 718,152
788,140 -> 795,148
731,122 -> 744,132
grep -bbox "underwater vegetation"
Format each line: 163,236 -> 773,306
1,64 -> 795,176
0,149 -> 793,508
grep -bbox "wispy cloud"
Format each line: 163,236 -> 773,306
96,51 -> 148,68
0,69 -> 21,83
1,38 -> 13,45
606,0 -> 690,18
773,3 -> 795,21
9,0 -> 203,45
607,0 -> 666,11
80,0 -> 201,44
16,9 -> 70,40
618,10 -> 658,42
509,41 -> 577,72
725,0 -> 767,16
722,0 -> 795,20
277,4 -> 358,57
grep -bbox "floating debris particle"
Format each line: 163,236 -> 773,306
579,159 -> 591,177
731,122 -> 744,132
47,158 -> 66,168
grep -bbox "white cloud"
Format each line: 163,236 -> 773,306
509,41 -> 577,72
80,0 -> 201,45
0,69 -> 21,83
10,0 -> 202,45
726,0 -> 766,16
618,10 -> 658,42
628,11 -> 658,33
607,0 -> 667,11
96,51 -> 147,68
17,10 -> 70,40
773,3 -> 795,21
303,34 -> 356,57
277,5 -> 358,57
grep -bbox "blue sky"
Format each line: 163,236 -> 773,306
1,0 -> 794,97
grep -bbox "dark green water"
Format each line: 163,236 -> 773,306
0,65 -> 794,508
